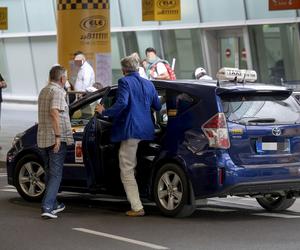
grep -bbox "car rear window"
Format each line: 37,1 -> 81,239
221,94 -> 300,125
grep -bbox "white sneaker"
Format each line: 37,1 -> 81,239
41,211 -> 58,219
52,203 -> 65,215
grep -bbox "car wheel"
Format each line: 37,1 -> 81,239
256,195 -> 296,211
154,163 -> 195,217
14,154 -> 46,202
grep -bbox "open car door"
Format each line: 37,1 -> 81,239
82,88 -> 124,194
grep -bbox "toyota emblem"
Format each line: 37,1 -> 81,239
272,127 -> 281,136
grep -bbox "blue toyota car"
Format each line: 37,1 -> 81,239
6,68 -> 300,217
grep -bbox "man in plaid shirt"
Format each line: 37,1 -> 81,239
37,65 -> 74,219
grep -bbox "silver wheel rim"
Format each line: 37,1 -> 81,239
158,171 -> 183,211
18,162 -> 45,197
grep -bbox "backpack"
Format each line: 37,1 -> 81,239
150,60 -> 176,80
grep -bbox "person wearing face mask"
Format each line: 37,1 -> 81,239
38,65 -> 74,219
96,55 -> 161,217
145,47 -> 176,80
73,51 -> 95,92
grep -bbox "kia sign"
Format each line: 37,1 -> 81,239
269,0 -> 300,10
80,16 -> 106,32
142,0 -> 181,21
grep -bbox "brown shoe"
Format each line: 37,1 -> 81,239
126,209 -> 145,217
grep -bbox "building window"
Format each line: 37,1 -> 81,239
161,29 -> 204,79
249,24 -> 300,84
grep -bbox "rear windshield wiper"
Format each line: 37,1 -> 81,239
247,118 -> 276,123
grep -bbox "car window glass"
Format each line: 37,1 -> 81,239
166,90 -> 195,116
102,89 -> 117,109
155,89 -> 168,125
222,95 -> 300,125
71,99 -> 100,131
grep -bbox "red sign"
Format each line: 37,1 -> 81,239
269,0 -> 300,10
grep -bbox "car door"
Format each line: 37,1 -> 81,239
61,89 -> 109,187
82,88 -> 125,194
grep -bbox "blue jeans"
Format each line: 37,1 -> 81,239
40,142 -> 67,212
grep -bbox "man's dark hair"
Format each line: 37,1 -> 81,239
49,65 -> 66,82
145,47 -> 157,55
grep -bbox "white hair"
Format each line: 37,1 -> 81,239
121,55 -> 139,72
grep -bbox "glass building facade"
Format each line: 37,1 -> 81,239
1,0 -> 300,101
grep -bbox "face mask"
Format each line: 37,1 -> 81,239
147,57 -> 157,64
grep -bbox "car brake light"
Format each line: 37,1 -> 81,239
201,113 -> 230,149
218,168 -> 225,185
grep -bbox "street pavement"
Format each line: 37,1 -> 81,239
3,103 -> 300,249
2,167 -> 300,250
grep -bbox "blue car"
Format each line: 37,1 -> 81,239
6,69 -> 300,217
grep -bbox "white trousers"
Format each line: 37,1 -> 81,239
119,139 -> 143,211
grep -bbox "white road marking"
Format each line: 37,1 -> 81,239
253,213 -> 300,219
73,228 -> 169,250
0,174 -> 7,177
0,189 -> 17,192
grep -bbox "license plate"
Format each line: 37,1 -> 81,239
256,140 -> 290,153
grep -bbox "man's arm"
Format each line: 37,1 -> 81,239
50,108 -> 61,153
152,88 -> 162,111
155,72 -> 170,80
83,68 -> 95,90
50,90 -> 65,153
101,79 -> 129,118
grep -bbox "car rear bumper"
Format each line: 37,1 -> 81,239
219,179 -> 300,197
189,151 -> 300,199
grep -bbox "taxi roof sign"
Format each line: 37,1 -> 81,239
216,68 -> 257,83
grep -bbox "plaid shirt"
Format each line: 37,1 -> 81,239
37,82 -> 74,148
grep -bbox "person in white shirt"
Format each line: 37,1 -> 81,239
145,47 -> 170,80
73,52 -> 95,91
194,67 -> 213,80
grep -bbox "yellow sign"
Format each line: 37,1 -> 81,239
57,0 -> 112,86
0,7 -> 8,30
142,0 -> 181,21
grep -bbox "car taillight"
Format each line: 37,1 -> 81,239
218,168 -> 225,185
201,113 -> 230,149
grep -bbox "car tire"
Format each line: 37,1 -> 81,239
256,196 -> 296,211
14,154 -> 46,202
153,163 -> 196,217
